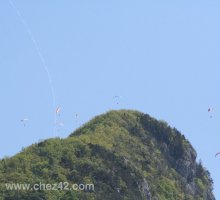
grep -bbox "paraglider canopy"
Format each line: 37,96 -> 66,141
215,152 -> 220,158
56,107 -> 61,114
56,107 -> 62,118
208,108 -> 213,112
20,118 -> 29,122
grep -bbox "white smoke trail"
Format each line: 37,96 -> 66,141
8,0 -> 57,135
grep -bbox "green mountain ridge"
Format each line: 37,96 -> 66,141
0,110 -> 215,200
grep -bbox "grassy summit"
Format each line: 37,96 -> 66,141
0,110 -> 215,200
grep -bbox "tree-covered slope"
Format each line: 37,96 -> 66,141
0,110 -> 215,200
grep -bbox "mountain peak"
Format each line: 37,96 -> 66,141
0,110 -> 215,199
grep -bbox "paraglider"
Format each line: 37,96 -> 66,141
56,107 -> 61,116
113,96 -> 122,105
55,106 -> 63,131
208,107 -> 214,113
20,118 -> 29,126
208,107 -> 214,118
75,113 -> 79,122
215,152 -> 220,158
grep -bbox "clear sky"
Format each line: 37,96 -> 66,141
0,0 -> 220,198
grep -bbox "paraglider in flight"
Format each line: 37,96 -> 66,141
208,107 -> 214,118
20,118 -> 29,126
215,152 -> 220,158
56,107 -> 61,116
113,96 -> 122,105
208,107 -> 214,113
75,113 -> 79,122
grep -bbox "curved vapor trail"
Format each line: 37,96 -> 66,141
8,0 -> 57,135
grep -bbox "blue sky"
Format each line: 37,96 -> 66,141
1,0 -> 220,198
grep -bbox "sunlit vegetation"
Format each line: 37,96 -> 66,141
0,110 -> 215,200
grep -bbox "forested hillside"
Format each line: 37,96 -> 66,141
0,110 -> 215,200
